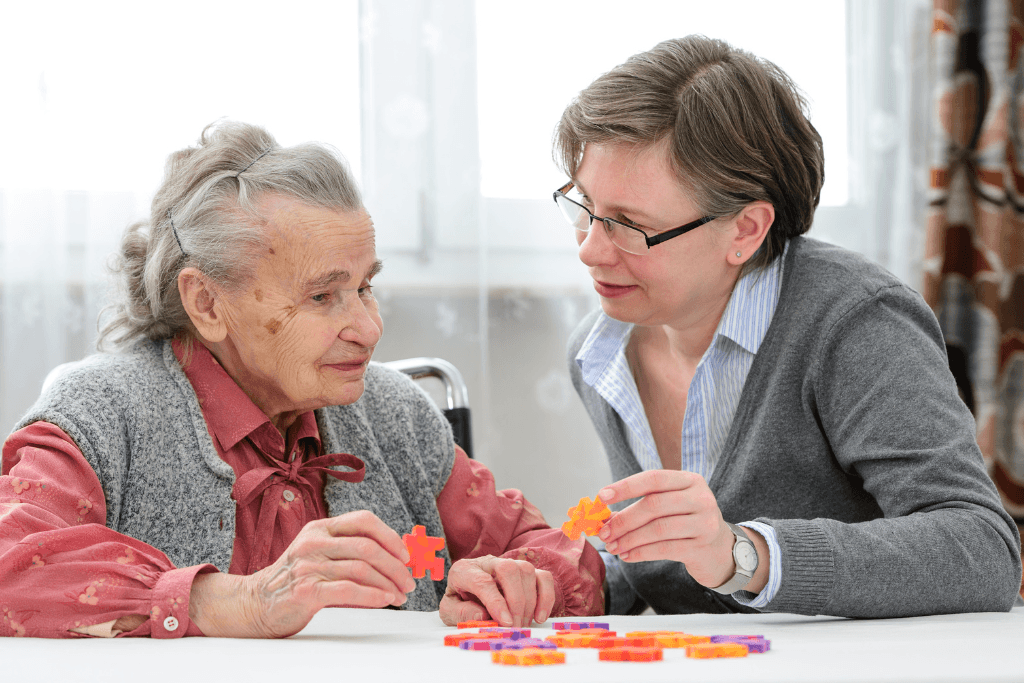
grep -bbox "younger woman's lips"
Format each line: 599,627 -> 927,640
593,280 -> 637,298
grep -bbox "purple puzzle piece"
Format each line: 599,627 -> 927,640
710,634 -> 764,642
492,637 -> 557,650
710,635 -> 771,653
742,640 -> 771,653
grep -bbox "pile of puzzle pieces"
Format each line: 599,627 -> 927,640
446,620 -> 771,666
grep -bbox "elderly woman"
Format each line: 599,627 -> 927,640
556,36 -> 1022,617
0,122 -> 603,638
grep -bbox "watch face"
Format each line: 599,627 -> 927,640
736,543 -> 757,572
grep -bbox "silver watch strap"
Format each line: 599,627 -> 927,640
710,523 -> 756,595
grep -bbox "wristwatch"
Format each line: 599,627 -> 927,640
711,522 -> 759,594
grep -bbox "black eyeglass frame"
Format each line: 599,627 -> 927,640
553,181 -> 717,251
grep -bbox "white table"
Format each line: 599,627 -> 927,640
3,607 -> 1023,683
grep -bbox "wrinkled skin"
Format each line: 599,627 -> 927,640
194,194 -> 386,426
440,556 -> 555,627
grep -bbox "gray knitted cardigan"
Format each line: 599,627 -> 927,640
569,237 -> 1022,618
15,341 -> 455,612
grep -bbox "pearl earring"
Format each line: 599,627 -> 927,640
736,251 -> 742,258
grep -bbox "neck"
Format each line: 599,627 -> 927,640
661,309 -> 721,366
200,337 -> 305,437
647,274 -> 737,367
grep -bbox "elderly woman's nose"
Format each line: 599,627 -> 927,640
339,298 -> 382,347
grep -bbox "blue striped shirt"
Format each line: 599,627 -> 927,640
576,245 -> 789,609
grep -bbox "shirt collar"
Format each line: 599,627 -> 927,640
576,241 -> 788,371
575,312 -> 634,386
172,337 -> 320,456
715,242 -> 788,355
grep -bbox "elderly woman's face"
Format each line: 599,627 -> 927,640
218,195 -> 383,413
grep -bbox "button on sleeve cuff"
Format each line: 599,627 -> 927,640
150,564 -> 218,638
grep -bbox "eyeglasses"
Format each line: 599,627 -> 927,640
552,181 -> 717,256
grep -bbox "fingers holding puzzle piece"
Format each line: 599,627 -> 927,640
560,495 -> 610,540
403,525 -> 445,580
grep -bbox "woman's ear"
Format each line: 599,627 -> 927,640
728,201 -> 775,266
178,268 -> 228,343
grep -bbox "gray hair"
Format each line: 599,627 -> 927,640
554,35 -> 824,273
98,121 -> 363,351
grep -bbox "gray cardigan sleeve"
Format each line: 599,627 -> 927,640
761,284 -> 1022,617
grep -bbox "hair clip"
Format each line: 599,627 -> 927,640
236,148 -> 272,178
167,208 -> 187,256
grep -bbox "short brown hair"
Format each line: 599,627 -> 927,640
554,35 -> 824,272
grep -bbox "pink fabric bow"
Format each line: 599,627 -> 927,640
232,452 -> 366,574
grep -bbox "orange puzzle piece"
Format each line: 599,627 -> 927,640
599,646 -> 664,662
545,630 -> 613,648
492,648 -> 566,666
455,620 -> 500,629
626,631 -> 711,647
403,525 -> 445,580
560,496 -> 610,540
686,643 -> 749,659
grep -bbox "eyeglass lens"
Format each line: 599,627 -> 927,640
555,193 -> 648,255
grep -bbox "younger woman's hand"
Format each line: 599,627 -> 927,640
596,470 -> 736,589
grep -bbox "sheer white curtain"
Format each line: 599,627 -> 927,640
362,0 -> 933,522
1,0 -> 930,524
0,0 -> 362,442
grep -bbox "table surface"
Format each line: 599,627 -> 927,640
3,606 -> 1023,683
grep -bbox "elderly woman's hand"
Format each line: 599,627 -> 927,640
596,470 -> 752,590
439,556 -> 555,627
189,510 -> 415,638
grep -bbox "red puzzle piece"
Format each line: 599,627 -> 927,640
560,496 -> 610,540
403,525 -> 445,580
444,632 -> 504,647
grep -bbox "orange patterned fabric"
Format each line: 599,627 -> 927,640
927,0 -> 1024,594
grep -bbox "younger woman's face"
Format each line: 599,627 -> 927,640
573,142 -> 737,331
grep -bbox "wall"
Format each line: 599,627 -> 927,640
372,285 -> 613,527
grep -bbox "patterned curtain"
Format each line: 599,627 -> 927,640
927,0 -> 1024,594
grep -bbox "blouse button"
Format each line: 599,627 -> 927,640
163,616 -> 179,632
283,489 -> 296,502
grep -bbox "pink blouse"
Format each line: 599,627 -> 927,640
0,343 -> 604,638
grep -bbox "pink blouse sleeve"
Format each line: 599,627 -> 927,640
1,421 -> 215,638
436,447 -> 605,617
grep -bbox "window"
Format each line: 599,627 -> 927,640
477,0 -> 848,206
0,0 -> 362,434
0,1 -> 362,194
362,0 -> 875,288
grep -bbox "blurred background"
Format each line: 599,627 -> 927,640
1,0 -> 1021,541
